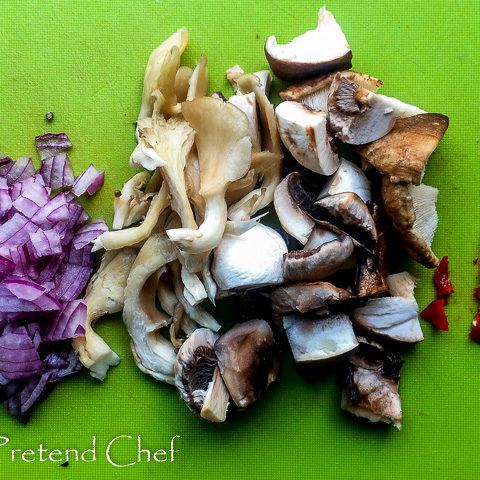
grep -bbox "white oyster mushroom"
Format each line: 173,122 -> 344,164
318,158 -> 372,205
265,7 -> 352,81
228,92 -> 261,152
283,313 -> 358,365
276,101 -> 339,175
211,224 -> 287,291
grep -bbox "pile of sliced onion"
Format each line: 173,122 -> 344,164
0,133 -> 106,422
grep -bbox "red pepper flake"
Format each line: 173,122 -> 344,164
434,256 -> 454,297
421,298 -> 449,331
473,258 -> 478,265
470,310 -> 480,343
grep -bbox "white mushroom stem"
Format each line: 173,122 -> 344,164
73,248 -> 137,380
123,233 -> 178,384
200,367 -> 230,422
181,265 -> 208,306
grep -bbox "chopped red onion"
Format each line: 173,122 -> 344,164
72,164 -> 105,196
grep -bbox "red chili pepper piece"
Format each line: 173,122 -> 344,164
421,298 -> 449,331
473,258 -> 478,265
470,310 -> 480,343
474,287 -> 480,300
434,256 -> 454,297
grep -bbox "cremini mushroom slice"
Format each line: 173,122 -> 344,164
357,113 -> 449,184
283,313 -> 358,365
283,235 -> 354,282
265,7 -> 352,81
211,224 -> 287,291
134,115 -> 197,229
166,96 -> 251,254
228,92 -> 261,152
274,173 -> 315,245
304,225 -> 339,250
175,328 -> 229,422
275,101 -> 339,175
354,254 -> 388,298
279,70 -> 382,112
186,54 -> 209,101
214,319 -> 278,408
327,76 -> 425,145
340,337 -> 404,429
123,233 -> 178,384
382,177 -> 440,268
174,65 -> 194,103
92,182 -> 170,252
112,171 -> 154,230
271,281 -> 353,314
307,192 -> 377,254
138,27 -> 188,120
318,158 -> 372,205
73,248 -> 137,380
386,271 -> 417,298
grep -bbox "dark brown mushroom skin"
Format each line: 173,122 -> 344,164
214,319 -> 279,408
354,254 -> 388,298
265,47 -> 352,82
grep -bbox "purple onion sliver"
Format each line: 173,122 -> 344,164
73,218 -> 108,250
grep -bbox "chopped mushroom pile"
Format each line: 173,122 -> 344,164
77,7 -> 449,428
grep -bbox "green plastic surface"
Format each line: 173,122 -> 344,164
0,1 -> 479,479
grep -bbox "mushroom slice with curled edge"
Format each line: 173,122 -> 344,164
174,65 -> 194,103
272,281 -> 353,314
112,171 -> 154,230
283,235 -> 354,282
276,101 -> 339,175
73,248 -> 137,380
175,328 -> 230,422
354,254 -> 388,298
306,192 -> 377,254
327,76 -> 426,145
186,54 -> 209,101
211,224 -> 287,292
279,70 -> 382,113
228,92 -> 261,152
304,225 -> 339,250
265,7 -> 352,81
167,96 -> 251,254
318,158 -> 372,205
357,114 -> 449,185
214,319 -> 279,408
340,337 -> 404,429
274,173 -> 315,245
123,232 -> 178,384
382,177 -> 439,268
283,313 -> 358,365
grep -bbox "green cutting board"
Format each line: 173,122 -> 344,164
1,1 -> 479,479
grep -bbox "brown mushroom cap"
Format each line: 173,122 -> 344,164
283,234 -> 354,282
214,319 -> 278,408
354,254 -> 388,298
271,281 -> 353,314
357,113 -> 449,185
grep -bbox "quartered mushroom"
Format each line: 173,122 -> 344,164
318,158 -> 372,205
357,113 -> 449,185
279,70 -> 382,113
327,75 -> 425,144
340,337 -> 404,429
175,328 -> 230,422
282,234 -> 354,282
354,254 -> 388,298
228,92 -> 261,152
283,313 -> 358,365
274,173 -> 315,245
382,178 -> 440,268
265,7 -> 352,81
275,101 -> 339,175
271,281 -> 353,314
73,248 -> 137,380
211,224 -> 287,291
214,319 -> 279,408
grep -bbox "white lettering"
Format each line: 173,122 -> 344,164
137,436 -> 150,463
22,450 -> 35,462
0,437 -> 9,448
11,449 -> 21,461
154,449 -> 167,462
66,449 -> 79,462
81,436 -> 96,462
49,450 -> 63,462
106,436 -> 135,468
170,435 -> 180,462
38,444 -> 47,462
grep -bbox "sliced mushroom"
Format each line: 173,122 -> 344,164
186,54 -> 209,101
340,337 -> 403,429
279,70 -> 382,112
274,173 -> 315,245
73,248 -> 137,380
227,66 -> 272,96
328,76 -> 425,145
228,92 -> 261,152
174,65 -> 194,103
272,281 -> 353,314
382,177 -> 439,268
211,224 -> 287,291
214,319 -> 278,408
354,254 -> 388,298
357,114 -> 449,184
283,313 -> 358,365
265,7 -> 352,81
304,225 -> 339,250
174,328 -> 229,422
283,235 -> 354,282
386,271 -> 417,298
306,192 -> 377,254
318,158 -> 371,205
276,101 -> 339,175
